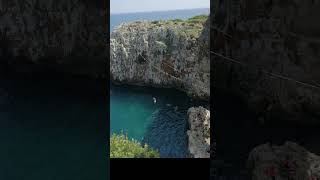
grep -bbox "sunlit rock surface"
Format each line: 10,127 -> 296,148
110,16 -> 210,100
187,106 -> 210,158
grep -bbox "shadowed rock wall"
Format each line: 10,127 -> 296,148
212,0 -> 320,124
0,0 -> 107,77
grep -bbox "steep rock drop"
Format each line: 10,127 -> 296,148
110,16 -> 210,100
212,0 -> 320,125
110,16 -> 211,158
211,0 -> 320,178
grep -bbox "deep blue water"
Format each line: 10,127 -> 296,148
0,72 -> 107,179
110,84 -> 205,158
110,8 -> 209,31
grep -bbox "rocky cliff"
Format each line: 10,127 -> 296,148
187,106 -> 210,158
248,142 -> 320,180
212,0 -> 320,124
110,16 -> 210,100
0,0 -> 106,77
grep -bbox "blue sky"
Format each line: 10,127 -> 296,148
110,0 -> 210,14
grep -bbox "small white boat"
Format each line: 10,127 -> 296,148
153,97 -> 157,104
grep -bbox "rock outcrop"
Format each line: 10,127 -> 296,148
187,106 -> 210,158
110,16 -> 210,100
248,142 -> 320,180
0,0 -> 106,77
212,0 -> 320,124
110,16 -> 211,158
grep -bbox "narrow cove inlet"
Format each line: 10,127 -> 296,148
109,8 -> 211,158
110,83 -> 205,158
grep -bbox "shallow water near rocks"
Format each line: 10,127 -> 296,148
110,83 -> 205,158
0,72 -> 107,179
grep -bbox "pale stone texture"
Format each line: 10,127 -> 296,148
187,106 -> 210,158
110,18 -> 210,100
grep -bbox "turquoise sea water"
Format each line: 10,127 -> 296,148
110,84 -> 205,158
0,72 -> 107,179
110,85 -> 156,142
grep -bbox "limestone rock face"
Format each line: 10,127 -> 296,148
187,106 -> 210,158
110,17 -> 210,100
212,0 -> 320,123
0,0 -> 106,77
248,142 -> 320,180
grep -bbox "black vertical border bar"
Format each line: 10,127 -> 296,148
209,1 -> 217,179
106,0 -> 111,179
210,1 -> 215,179
209,0 -> 214,147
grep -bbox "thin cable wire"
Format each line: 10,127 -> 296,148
211,51 -> 320,90
211,26 -> 232,38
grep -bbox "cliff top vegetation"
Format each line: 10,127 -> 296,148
112,14 -> 208,39
110,133 -> 160,158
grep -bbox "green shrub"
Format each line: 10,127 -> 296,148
185,29 -> 201,38
186,15 -> 208,24
110,133 -> 160,158
170,19 -> 183,23
151,20 -> 159,24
